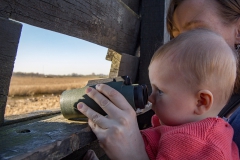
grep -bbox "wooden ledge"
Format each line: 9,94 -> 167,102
0,105 -> 153,160
3,109 -> 61,126
0,114 -> 105,160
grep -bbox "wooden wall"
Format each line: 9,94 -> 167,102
0,0 -> 170,159
0,0 -> 141,126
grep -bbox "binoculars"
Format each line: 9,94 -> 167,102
60,76 -> 148,120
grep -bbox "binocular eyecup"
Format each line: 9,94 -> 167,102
134,84 -> 148,109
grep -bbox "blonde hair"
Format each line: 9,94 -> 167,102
166,0 -> 240,94
151,29 -> 237,105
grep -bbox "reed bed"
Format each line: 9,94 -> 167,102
5,75 -> 105,116
8,76 -> 101,97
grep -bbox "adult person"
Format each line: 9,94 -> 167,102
79,0 -> 240,159
167,0 -> 240,154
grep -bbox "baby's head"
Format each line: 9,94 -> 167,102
148,29 -> 237,126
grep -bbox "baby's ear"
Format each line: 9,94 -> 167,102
194,90 -> 213,115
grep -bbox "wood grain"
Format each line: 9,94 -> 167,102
137,0 -> 170,93
0,0 -> 140,55
0,17 -> 22,125
0,114 -> 96,159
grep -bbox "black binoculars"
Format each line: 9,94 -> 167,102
60,76 -> 148,120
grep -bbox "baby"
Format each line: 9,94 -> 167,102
142,29 -> 239,159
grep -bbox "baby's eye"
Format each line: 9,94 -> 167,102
158,90 -> 163,95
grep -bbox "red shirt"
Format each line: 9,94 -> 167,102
141,115 -> 239,160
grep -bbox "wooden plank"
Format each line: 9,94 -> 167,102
62,140 -> 109,160
87,77 -> 124,86
108,50 -> 122,78
105,49 -> 116,61
0,95 -> 7,125
108,52 -> 139,83
121,0 -> 140,13
0,17 -> 22,125
0,114 -> 96,160
137,0 -> 170,93
134,0 -> 170,130
4,109 -> 61,125
0,0 -> 140,55
118,53 -> 139,83
0,106 -> 151,159
107,49 -> 139,82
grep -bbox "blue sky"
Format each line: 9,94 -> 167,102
14,23 -> 111,75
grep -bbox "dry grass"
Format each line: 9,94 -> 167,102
8,76 -> 101,97
5,75 -> 105,116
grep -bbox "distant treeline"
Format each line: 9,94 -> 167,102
13,72 -> 108,78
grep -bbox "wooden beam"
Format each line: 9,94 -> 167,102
0,17 -> 22,125
0,0 -> 140,55
107,50 -> 139,83
0,102 -> 152,159
108,50 -> 122,78
135,0 -> 170,129
105,49 -> 117,61
87,77 -> 124,86
4,109 -> 61,125
137,0 -> 170,93
118,53 -> 139,83
62,140 -> 108,160
121,0 -> 140,13
106,45 -> 140,82
0,114 -> 97,159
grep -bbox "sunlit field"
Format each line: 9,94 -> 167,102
5,75 -> 106,116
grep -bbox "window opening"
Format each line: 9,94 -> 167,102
5,23 -> 111,117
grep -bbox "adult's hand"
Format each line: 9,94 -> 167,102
77,84 -> 149,160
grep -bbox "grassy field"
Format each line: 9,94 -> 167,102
5,75 -> 105,116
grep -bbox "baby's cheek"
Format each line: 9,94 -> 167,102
154,109 -> 163,120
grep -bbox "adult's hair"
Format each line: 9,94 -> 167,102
167,0 -> 240,38
166,0 -> 240,94
151,29 -> 237,106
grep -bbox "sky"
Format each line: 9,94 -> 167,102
14,22 -> 112,75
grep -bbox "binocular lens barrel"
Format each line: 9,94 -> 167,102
60,81 -> 148,120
